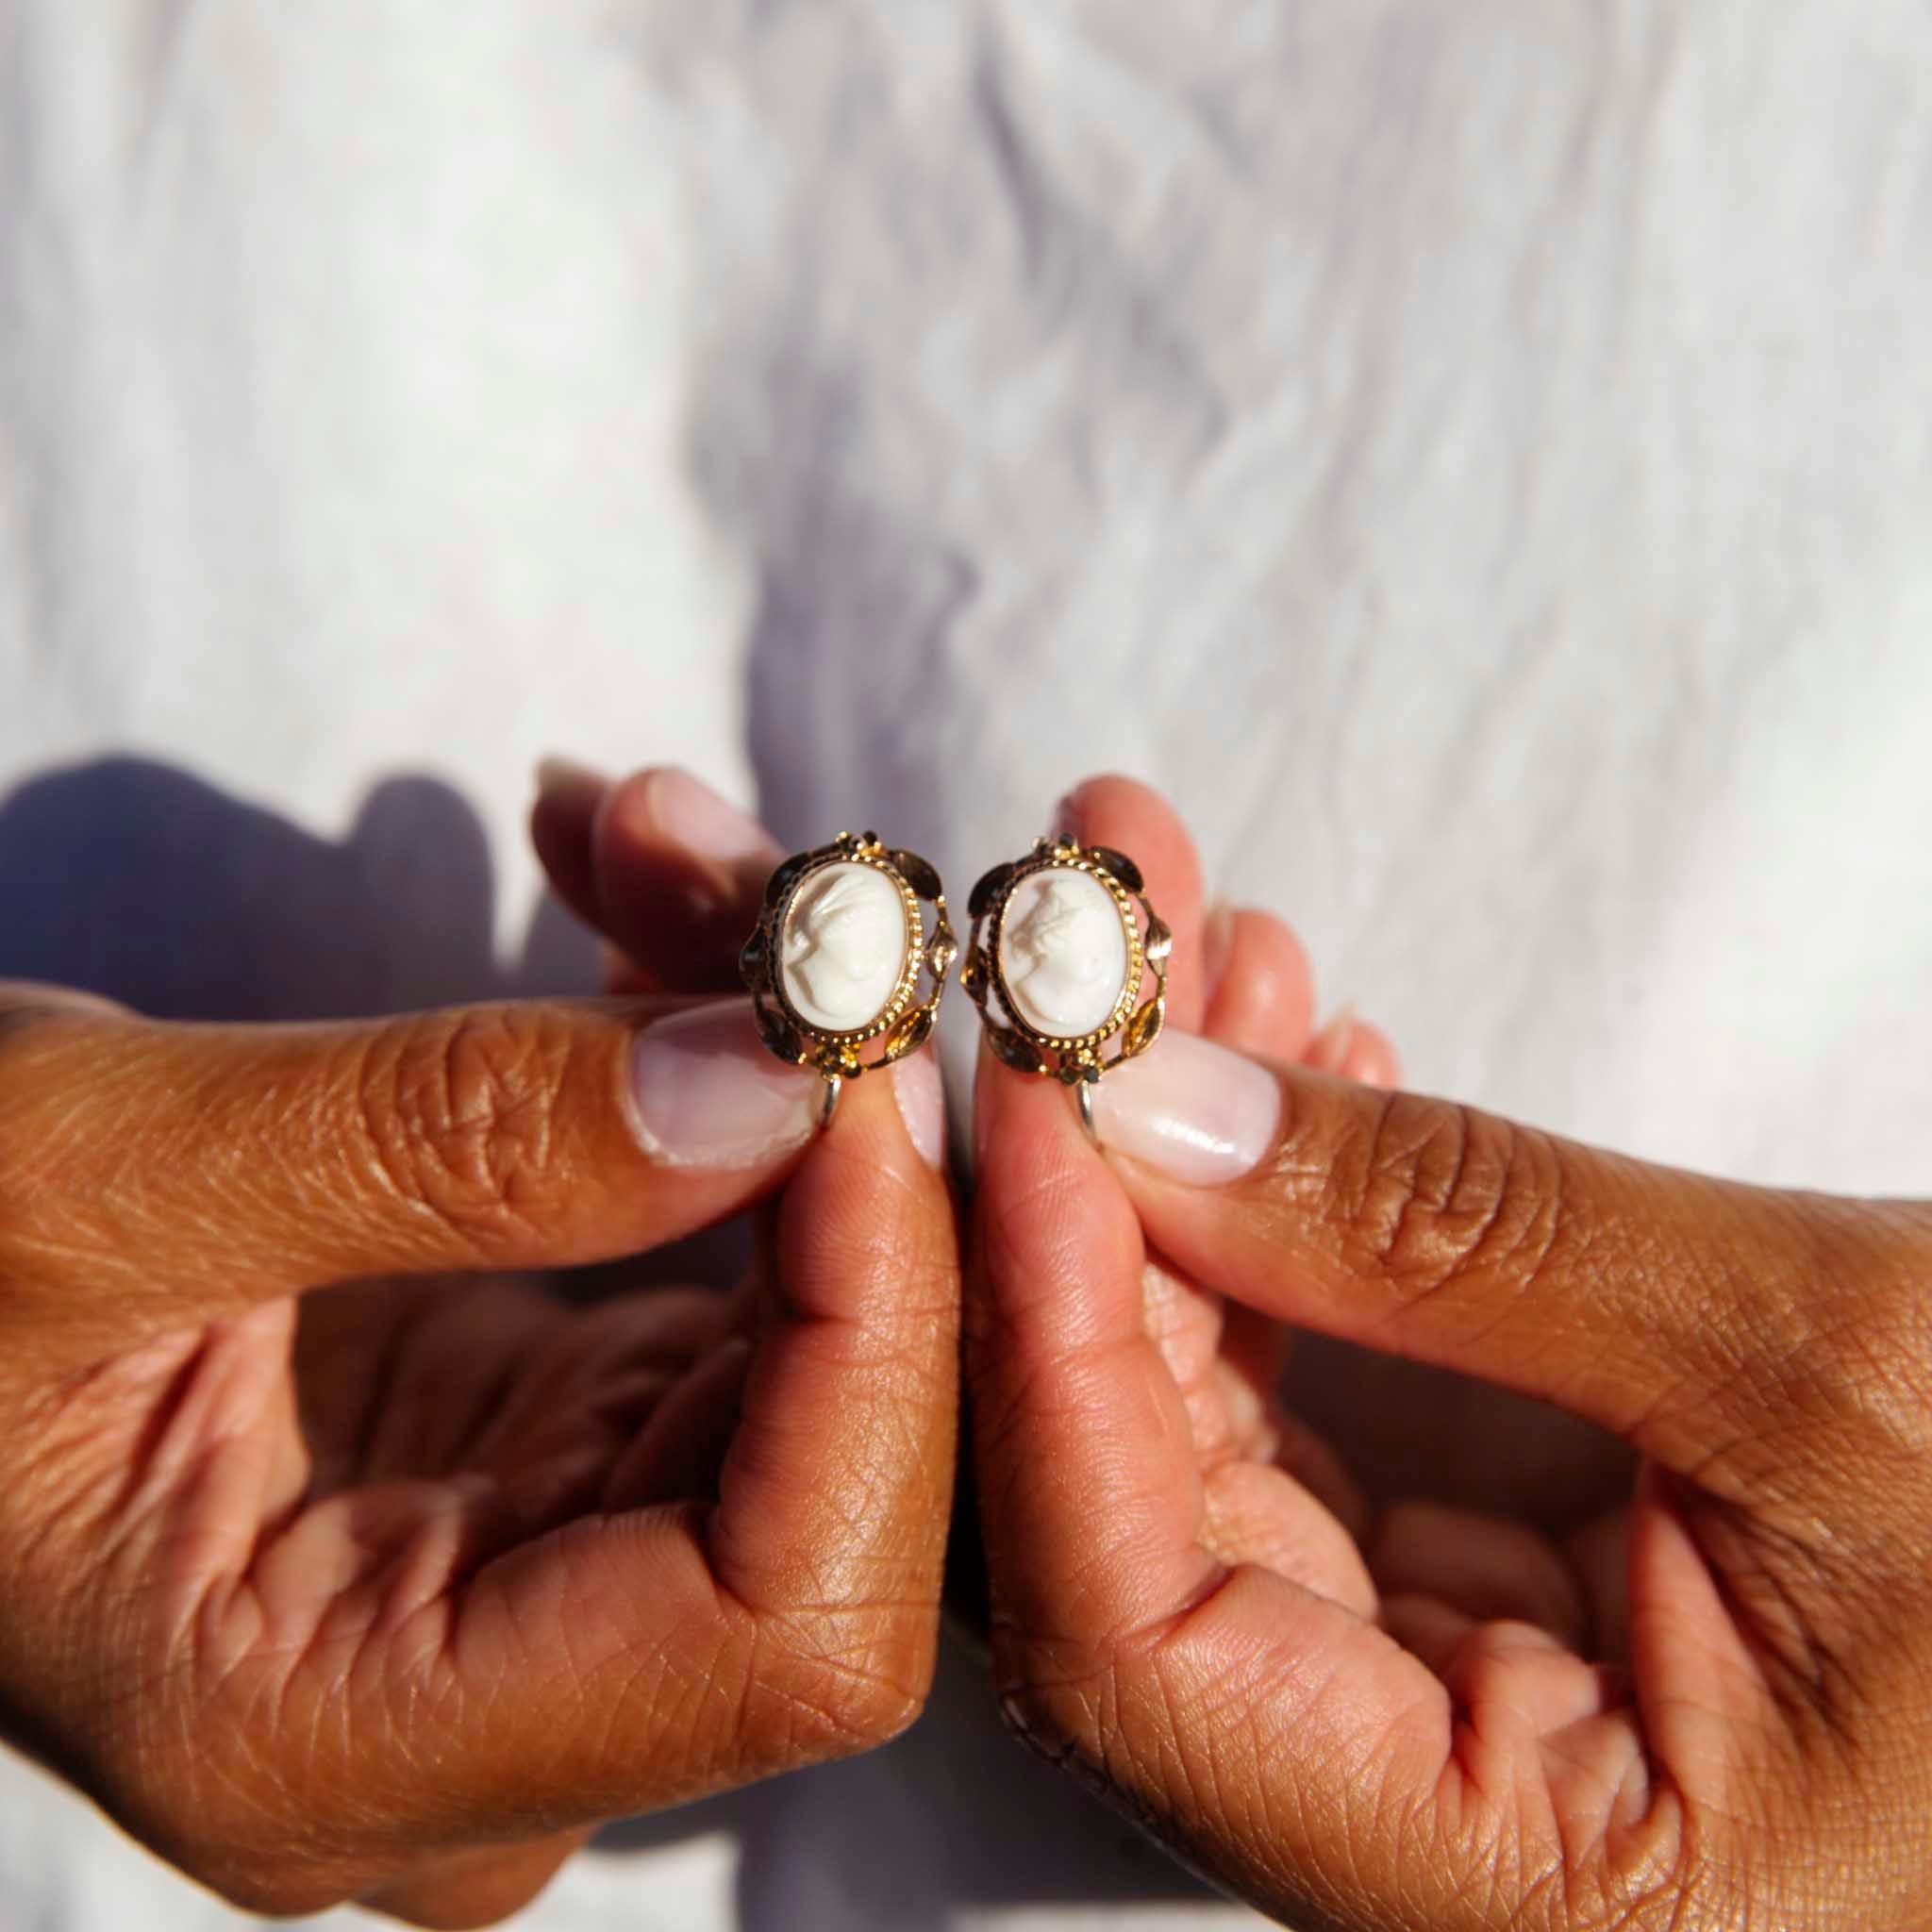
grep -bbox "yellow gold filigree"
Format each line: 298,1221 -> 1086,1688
741,830 -> 954,1096
962,833 -> 1168,1095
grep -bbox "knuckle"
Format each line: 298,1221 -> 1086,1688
1331,1091 -> 1565,1310
354,1007 -> 582,1256
368,1861 -> 569,1930
1803,1208 -> 1932,1457
197,1863 -> 338,1921
742,1605 -> 935,1768
119,1727 -> 376,1921
1728,1204 -> 1932,1547
142,1805 -> 340,1919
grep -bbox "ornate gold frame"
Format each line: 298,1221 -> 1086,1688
741,831 -> 956,1083
961,834 -> 1169,1088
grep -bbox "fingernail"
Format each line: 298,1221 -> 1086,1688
891,1047 -> 946,1169
646,768 -> 775,863
535,756 -> 608,801
1307,1002 -> 1357,1074
627,1000 -> 821,1168
1090,1029 -> 1280,1186
1201,895 -> 1236,1001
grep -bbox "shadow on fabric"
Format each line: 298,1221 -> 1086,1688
0,755 -> 592,1017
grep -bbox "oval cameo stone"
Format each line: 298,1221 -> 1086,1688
997,865 -> 1130,1038
778,861 -> 910,1033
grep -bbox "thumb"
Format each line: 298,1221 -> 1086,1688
1081,1028 -> 1925,1498
0,989 -> 824,1341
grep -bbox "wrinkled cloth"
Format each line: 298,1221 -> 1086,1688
3,4 -> 1930,1927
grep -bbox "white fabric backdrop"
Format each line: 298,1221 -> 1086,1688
2,3 -> 1929,1926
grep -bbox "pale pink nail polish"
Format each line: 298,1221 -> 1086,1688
891,1048 -> 947,1169
1089,1029 -> 1280,1186
646,769 -> 776,864
627,1000 -> 820,1168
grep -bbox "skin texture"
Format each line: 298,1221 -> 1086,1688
0,769 -> 958,1925
967,778 -> 1932,1932
14,760 -> 1924,1929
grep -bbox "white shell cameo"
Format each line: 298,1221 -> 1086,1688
777,861 -> 911,1033
996,867 -> 1131,1039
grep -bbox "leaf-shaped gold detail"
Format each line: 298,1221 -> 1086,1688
1089,846 -> 1143,893
891,849 -> 943,902
755,1003 -> 806,1064
1142,915 -> 1173,964
1124,996 -> 1165,1059
879,1004 -> 935,1064
739,930 -> 770,992
924,912 -> 958,975
969,860 -> 1016,918
989,1028 -> 1044,1075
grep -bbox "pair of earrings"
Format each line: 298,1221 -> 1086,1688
738,828 -> 1169,1133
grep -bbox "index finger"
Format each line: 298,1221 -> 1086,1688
530,764 -> 780,994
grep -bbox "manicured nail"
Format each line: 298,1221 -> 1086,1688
1307,1002 -> 1357,1074
646,768 -> 776,864
1090,1029 -> 1280,1186
891,1047 -> 946,1169
627,1000 -> 821,1168
535,756 -> 608,801
1201,895 -> 1236,1002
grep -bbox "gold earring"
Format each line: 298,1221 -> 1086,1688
960,832 -> 1169,1138
741,830 -> 956,1127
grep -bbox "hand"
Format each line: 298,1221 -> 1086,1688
969,776 -> 1932,1930
0,770 -> 956,1927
